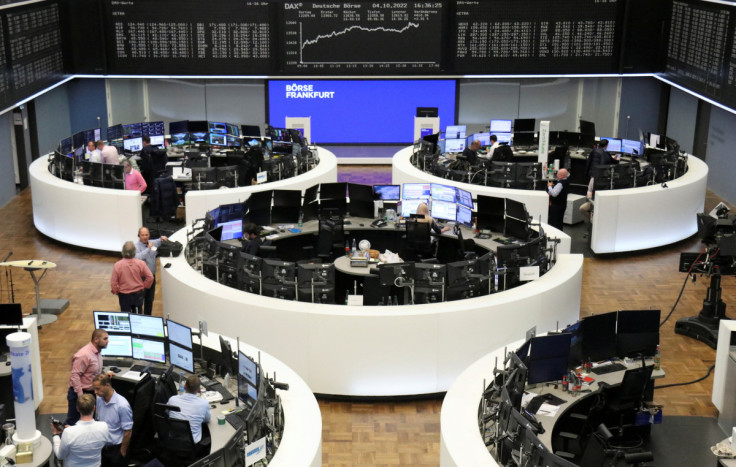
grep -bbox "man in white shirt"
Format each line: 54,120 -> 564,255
167,375 -> 211,445
52,393 -> 112,467
87,140 -> 102,163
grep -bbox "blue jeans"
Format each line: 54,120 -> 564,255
64,386 -> 94,426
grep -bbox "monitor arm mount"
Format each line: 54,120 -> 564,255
393,275 -> 415,305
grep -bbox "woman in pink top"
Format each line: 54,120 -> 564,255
122,160 -> 147,193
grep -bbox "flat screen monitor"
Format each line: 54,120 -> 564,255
414,263 -> 446,286
191,132 -> 208,144
505,199 -> 527,221
373,184 -> 400,200
416,106 -> 438,118
209,121 -> 227,134
616,309 -> 660,358
219,220 -> 243,241
123,122 -> 142,139
226,135 -> 241,147
261,259 -> 296,285
402,183 -> 430,200
444,138 -> 465,153
0,303 -> 23,326
226,123 -> 239,136
106,124 -> 123,141
123,137 -> 143,152
457,204 -> 473,228
131,337 -> 166,364
579,312 -> 617,362
431,200 -> 456,222
527,334 -> 572,385
166,319 -> 193,349
579,119 -> 596,136
297,263 -> 336,287
272,189 -> 301,224
241,125 -> 261,137
456,188 -> 473,209
141,121 -> 164,137
445,125 -> 466,139
94,311 -> 131,333
129,315 -> 165,338
494,132 -> 512,144
600,137 -> 622,152
238,351 -> 259,407
447,259 -> 478,287
320,182 -> 347,200
477,213 -> 504,233
149,135 -> 165,146
400,199 -> 427,218
621,138 -> 643,155
490,119 -> 513,133
169,120 -> 188,134
168,342 -> 194,373
348,183 -> 374,203
101,334 -> 132,358
505,217 -> 529,242
377,262 -> 415,288
60,137 -> 72,154
514,118 -> 535,132
430,183 -> 456,203
477,194 -> 505,216
469,132 -> 491,146
209,134 -> 226,146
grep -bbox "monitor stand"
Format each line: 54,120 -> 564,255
675,273 -> 726,349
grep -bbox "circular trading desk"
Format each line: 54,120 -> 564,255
29,147 -> 337,253
184,147 -> 338,225
162,226 -> 583,397
392,146 -> 552,224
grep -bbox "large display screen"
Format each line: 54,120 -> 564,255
268,80 -> 456,144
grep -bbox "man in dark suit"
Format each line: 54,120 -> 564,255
241,223 -> 262,256
585,139 -> 620,189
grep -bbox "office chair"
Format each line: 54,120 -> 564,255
316,217 -> 344,261
127,375 -> 156,464
154,403 -> 211,465
601,365 -> 654,443
404,221 -> 434,261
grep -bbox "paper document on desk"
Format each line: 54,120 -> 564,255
120,371 -> 144,381
535,404 -> 561,417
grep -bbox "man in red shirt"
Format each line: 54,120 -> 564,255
111,241 -> 153,314
64,329 -> 109,426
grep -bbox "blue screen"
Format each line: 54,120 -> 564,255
268,80 -> 456,144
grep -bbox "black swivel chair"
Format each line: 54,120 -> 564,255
316,217 -> 345,261
153,403 -> 211,465
404,221 -> 434,261
125,374 -> 156,464
601,365 -> 654,441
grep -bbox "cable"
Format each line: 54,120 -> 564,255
655,364 -> 715,389
660,248 -> 705,327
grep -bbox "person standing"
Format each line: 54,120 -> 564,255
87,141 -> 102,162
101,143 -> 120,165
135,227 -> 168,316
166,375 -> 211,446
53,393 -> 112,466
547,168 -> 570,231
122,160 -> 147,193
93,374 -> 133,467
64,330 -> 109,426
111,241 -> 153,314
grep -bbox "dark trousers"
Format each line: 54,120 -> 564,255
548,204 -> 566,231
102,444 -> 127,467
142,275 -> 156,316
64,386 -> 95,426
118,290 -> 144,314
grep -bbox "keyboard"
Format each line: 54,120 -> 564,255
103,358 -> 132,367
129,364 -> 166,376
591,362 -> 627,375
207,382 -> 234,402
225,411 -> 246,430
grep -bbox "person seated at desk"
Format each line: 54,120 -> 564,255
52,393 -> 112,467
491,142 -> 514,162
585,138 -> 620,191
87,140 -> 102,163
462,140 -> 482,166
241,222 -> 262,256
415,202 -> 451,236
101,143 -> 121,165
122,160 -> 147,193
167,375 -> 211,446
489,134 -> 500,154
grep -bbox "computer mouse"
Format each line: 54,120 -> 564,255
210,404 -> 217,409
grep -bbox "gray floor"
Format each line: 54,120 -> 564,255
648,416 -> 725,466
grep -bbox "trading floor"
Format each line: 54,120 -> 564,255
3,165 -> 732,466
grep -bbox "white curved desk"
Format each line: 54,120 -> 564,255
392,146 -> 551,224
29,156 -> 142,252
201,331 -> 322,467
162,226 -> 583,397
591,156 -> 708,254
185,147 -> 338,225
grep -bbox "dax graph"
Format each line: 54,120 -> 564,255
281,2 -> 445,73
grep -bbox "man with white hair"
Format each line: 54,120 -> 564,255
547,168 -> 570,231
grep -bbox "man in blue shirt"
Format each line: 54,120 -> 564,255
52,393 -> 112,467
93,374 -> 133,467
134,226 -> 168,316
167,375 -> 211,445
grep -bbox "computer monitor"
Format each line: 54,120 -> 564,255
446,259 -> 478,287
261,283 -> 296,300
209,121 -> 227,134
402,183 -> 430,200
261,259 -> 296,285
621,138 -> 643,155
377,262 -> 416,287
168,342 -> 194,373
94,311 -> 131,333
209,133 -> 226,146
400,199 -> 427,218
101,334 -> 132,358
600,137 -> 622,152
272,189 -> 301,224
0,303 -> 23,326
490,119 -> 513,133
476,195 -> 505,231
131,337 -> 166,364
445,125 -> 466,139
457,204 -> 473,228
241,125 -> 261,137
514,118 -> 535,132
218,220 -> 243,241
373,184 -> 400,201
526,334 -> 572,385
469,132 -> 492,146
129,315 -> 165,338
444,138 -> 465,153
496,243 -> 527,266
456,188 -> 473,209
505,199 -> 527,221
505,217 -> 530,242
319,182 -> 347,200
414,263 -> 446,287
246,190 -> 272,225
348,183 -> 375,218
218,335 -> 236,376
430,183 -> 456,203
416,107 -> 438,118
616,309 -> 660,358
237,351 -> 259,406
166,319 -> 193,349
430,200 -> 456,222
578,311 -> 617,363
579,119 -> 596,137
123,137 -> 142,153
297,263 -> 335,287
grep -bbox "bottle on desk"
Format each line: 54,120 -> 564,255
178,372 -> 185,393
351,239 -> 357,256
653,345 -> 661,370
